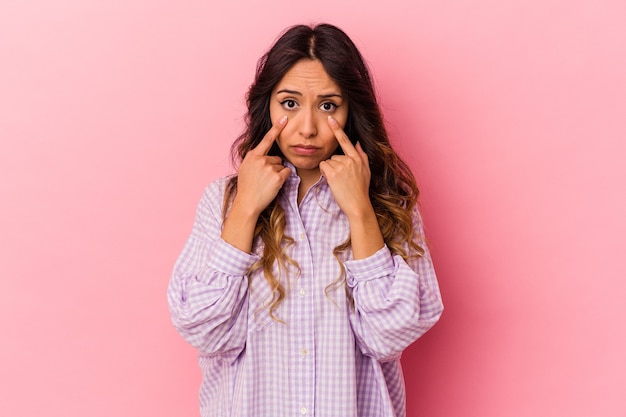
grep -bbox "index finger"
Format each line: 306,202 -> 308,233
327,116 -> 359,158
251,115 -> 288,156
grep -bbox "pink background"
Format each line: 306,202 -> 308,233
2,1 -> 625,416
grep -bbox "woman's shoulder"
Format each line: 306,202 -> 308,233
202,174 -> 237,196
193,174 -> 237,213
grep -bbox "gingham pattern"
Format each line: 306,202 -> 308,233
168,164 -> 443,417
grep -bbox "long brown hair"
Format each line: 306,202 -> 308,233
225,24 -> 422,320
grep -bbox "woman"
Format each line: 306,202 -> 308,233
168,23 -> 443,417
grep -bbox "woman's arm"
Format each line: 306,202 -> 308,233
320,117 -> 443,360
168,119 -> 290,360
346,206 -> 444,362
167,181 -> 258,361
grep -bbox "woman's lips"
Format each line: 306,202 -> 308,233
292,145 -> 319,155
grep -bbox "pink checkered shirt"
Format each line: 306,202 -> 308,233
168,164 -> 443,417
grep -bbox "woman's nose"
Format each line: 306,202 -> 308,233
298,110 -> 317,138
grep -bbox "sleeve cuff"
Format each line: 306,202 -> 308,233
344,245 -> 395,287
206,238 -> 261,276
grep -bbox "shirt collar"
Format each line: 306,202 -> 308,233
282,161 -> 328,186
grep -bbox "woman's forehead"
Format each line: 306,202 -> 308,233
273,60 -> 342,96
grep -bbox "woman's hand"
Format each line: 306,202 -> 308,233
222,116 -> 291,253
319,116 -> 384,259
319,116 -> 372,218
233,116 -> 291,216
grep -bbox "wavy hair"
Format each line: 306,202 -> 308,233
224,23 -> 423,320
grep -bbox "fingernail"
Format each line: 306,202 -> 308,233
279,115 -> 288,125
327,116 -> 337,126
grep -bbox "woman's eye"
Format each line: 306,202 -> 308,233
320,102 -> 337,112
281,100 -> 297,110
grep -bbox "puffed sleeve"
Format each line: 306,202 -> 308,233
167,179 -> 259,362
345,206 -> 443,362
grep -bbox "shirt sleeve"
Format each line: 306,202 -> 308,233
167,179 -> 259,362
344,205 -> 443,362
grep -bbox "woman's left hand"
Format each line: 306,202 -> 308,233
321,116 -> 384,259
319,116 -> 372,219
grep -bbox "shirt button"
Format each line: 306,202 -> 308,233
299,349 -> 308,356
300,407 -> 307,414
300,233 -> 305,240
299,288 -> 306,297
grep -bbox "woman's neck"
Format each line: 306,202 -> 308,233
296,168 -> 321,205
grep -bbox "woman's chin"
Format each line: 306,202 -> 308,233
288,160 -> 322,177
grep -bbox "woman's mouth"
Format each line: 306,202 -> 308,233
292,145 -> 319,156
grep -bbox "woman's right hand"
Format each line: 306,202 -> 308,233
233,115 -> 291,216
221,116 -> 290,253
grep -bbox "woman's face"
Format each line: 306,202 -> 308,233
269,59 -> 349,178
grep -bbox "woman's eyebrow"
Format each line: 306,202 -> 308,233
276,89 -> 342,99
276,89 -> 302,96
318,93 -> 342,99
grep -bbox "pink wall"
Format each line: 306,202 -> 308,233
1,1 -> 625,416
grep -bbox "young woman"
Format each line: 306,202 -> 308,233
168,23 -> 443,417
